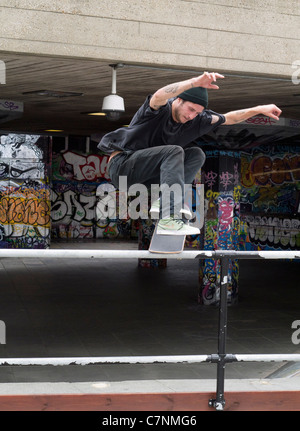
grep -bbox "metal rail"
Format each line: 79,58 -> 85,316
1,353 -> 300,366
0,248 -> 299,260
0,355 -> 211,366
0,248 -> 299,411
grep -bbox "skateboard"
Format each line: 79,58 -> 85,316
148,184 -> 204,254
149,223 -> 186,254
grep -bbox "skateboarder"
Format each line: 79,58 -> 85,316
98,71 -> 282,235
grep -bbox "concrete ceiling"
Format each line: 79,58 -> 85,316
0,52 -> 299,138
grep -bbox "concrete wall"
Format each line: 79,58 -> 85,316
0,0 -> 299,77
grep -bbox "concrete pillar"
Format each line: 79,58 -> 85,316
0,133 -> 51,249
199,148 -> 241,305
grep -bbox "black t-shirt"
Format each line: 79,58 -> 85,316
98,95 -> 225,154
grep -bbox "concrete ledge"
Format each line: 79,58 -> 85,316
0,380 -> 300,411
0,377 -> 299,395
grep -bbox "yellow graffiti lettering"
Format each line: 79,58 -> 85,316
241,159 -> 254,188
0,196 -> 50,227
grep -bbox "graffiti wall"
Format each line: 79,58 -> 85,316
199,145 -> 300,305
200,149 -> 240,305
197,119 -> 300,305
0,134 -> 51,248
51,148 -> 137,240
240,145 -> 300,251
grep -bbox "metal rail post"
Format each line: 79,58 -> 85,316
209,256 -> 230,411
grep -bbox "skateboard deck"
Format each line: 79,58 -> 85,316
148,184 -> 204,254
149,223 -> 186,254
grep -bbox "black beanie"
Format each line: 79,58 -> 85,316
177,87 -> 208,109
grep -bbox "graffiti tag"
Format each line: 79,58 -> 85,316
62,151 -> 110,181
243,215 -> 300,250
0,196 -> 50,227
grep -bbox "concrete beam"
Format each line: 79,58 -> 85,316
0,1 -> 298,77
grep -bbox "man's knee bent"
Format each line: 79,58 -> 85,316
164,144 -> 184,155
186,146 -> 206,168
158,145 -> 185,165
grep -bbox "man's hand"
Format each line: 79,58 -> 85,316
150,71 -> 225,110
192,72 -> 225,90
223,104 -> 282,125
257,104 -> 282,121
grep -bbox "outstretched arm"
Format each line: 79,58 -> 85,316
150,71 -> 224,110
222,104 -> 282,125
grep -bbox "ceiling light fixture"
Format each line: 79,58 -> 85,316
102,64 -> 125,121
86,112 -> 106,116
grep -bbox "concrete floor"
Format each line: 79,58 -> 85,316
0,240 -> 299,396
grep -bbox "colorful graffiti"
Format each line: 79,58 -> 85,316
52,151 -> 109,181
200,194 -> 240,305
0,193 -> 50,227
0,134 -> 51,248
198,140 -> 300,304
199,149 -> 240,305
241,152 -> 300,188
203,150 -> 240,191
51,150 -> 137,239
241,215 -> 300,250
51,181 -> 135,239
240,145 -> 300,250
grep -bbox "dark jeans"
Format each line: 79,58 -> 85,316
108,145 -> 205,218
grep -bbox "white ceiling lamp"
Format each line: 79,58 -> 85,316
102,63 -> 125,121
